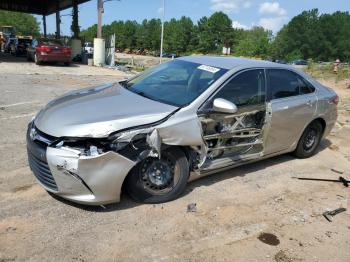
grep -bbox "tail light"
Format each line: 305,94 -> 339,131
37,45 -> 51,53
62,48 -> 71,54
329,95 -> 339,105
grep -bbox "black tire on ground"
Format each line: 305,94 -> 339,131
64,62 -> 71,66
26,54 -> 31,61
126,147 -> 189,204
293,120 -> 323,158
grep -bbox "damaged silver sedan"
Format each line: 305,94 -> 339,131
26,56 -> 338,205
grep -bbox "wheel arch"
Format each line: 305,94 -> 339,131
121,145 -> 194,194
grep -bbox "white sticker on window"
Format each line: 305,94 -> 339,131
197,65 -> 220,74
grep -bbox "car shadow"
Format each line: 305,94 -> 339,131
49,138 -> 333,212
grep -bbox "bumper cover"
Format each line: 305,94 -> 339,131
27,126 -> 136,205
46,148 -> 135,205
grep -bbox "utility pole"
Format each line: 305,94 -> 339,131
97,0 -> 103,38
160,0 -> 165,64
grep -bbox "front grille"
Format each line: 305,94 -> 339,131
27,123 -> 58,191
27,148 -> 58,191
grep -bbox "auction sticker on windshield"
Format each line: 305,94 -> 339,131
197,65 -> 220,74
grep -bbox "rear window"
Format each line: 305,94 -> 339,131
40,39 -> 63,46
268,69 -> 300,99
268,69 -> 315,100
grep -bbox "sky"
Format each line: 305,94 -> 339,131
40,0 -> 350,35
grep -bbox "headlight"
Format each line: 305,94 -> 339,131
110,127 -> 153,143
108,127 -> 154,152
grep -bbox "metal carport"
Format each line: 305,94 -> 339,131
0,0 -> 91,38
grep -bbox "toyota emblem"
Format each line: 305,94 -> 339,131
30,128 -> 37,141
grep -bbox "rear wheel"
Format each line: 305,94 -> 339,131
293,121 -> 323,158
126,147 -> 189,203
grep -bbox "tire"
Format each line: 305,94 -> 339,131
64,62 -> 71,66
293,120 -> 323,158
27,53 -> 31,61
34,53 -> 41,65
126,147 -> 189,204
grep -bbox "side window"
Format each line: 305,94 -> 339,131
268,69 -> 299,99
298,77 -> 315,94
213,69 -> 265,107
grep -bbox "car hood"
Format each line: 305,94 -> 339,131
34,83 -> 178,138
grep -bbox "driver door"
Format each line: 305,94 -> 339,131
198,69 -> 267,171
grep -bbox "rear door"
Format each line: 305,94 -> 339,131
264,69 -> 317,154
198,69 -> 267,171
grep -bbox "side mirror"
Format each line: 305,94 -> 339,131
212,98 -> 238,114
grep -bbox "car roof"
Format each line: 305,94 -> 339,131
178,56 -> 288,70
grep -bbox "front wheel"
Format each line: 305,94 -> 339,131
293,121 -> 323,158
126,147 -> 189,203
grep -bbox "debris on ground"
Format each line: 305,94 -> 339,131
331,168 -> 344,174
323,208 -> 347,222
187,203 -> 197,212
257,233 -> 280,246
292,176 -> 349,187
328,144 -> 340,151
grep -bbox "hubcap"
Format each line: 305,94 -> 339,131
140,156 -> 177,194
304,129 -> 317,150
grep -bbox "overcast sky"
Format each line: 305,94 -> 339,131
39,0 -> 350,35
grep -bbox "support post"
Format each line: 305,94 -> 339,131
43,15 -> 47,38
55,1 -> 61,39
97,0 -> 103,38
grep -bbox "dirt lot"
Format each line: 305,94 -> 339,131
0,54 -> 350,262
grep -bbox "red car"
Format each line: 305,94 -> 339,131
27,38 -> 71,66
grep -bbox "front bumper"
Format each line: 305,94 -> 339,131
27,125 -> 135,205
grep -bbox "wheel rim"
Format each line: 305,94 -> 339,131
139,155 -> 179,195
303,128 -> 317,151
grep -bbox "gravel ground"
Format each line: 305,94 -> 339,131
0,54 -> 350,262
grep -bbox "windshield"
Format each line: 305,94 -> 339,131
125,60 -> 227,107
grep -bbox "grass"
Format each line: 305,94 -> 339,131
304,62 -> 350,82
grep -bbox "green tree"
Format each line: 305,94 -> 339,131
234,27 -> 272,58
197,12 -> 234,53
0,10 -> 40,36
80,24 -> 97,42
164,16 -> 194,53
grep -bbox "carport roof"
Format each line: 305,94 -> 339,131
0,0 -> 91,16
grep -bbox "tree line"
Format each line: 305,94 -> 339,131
81,9 -> 350,62
1,9 -> 349,62
0,10 -> 40,37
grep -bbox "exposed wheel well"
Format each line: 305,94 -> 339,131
312,118 -> 326,134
